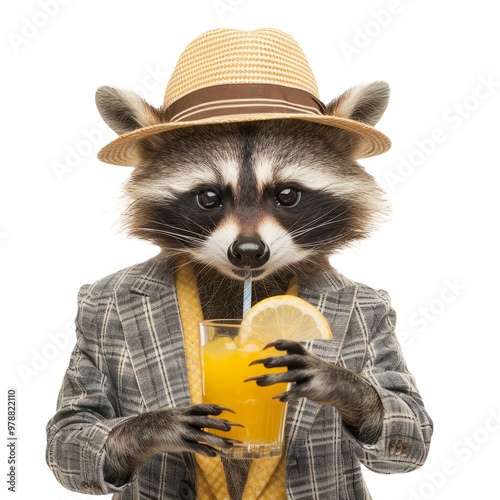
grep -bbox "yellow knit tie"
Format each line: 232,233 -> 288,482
175,260 -> 297,499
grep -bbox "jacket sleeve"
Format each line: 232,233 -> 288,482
45,284 -> 138,495
342,288 -> 433,473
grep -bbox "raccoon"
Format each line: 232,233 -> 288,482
97,82 -> 389,321
95,82 -> 391,498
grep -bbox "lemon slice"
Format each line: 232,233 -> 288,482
239,295 -> 332,346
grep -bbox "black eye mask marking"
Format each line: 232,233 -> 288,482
129,188 -> 230,250
262,185 -> 355,250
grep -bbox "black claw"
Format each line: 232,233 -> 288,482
263,341 -> 281,350
264,339 -> 306,355
248,358 -> 268,367
214,406 -> 235,414
243,376 -> 262,383
264,339 -> 297,351
227,422 -> 245,428
271,392 -> 288,400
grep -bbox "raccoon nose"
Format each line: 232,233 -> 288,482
227,236 -> 270,269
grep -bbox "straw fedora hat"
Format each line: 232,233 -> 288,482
97,28 -> 391,166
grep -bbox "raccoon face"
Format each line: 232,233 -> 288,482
96,83 -> 390,281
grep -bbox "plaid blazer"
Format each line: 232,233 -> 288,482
45,255 -> 433,499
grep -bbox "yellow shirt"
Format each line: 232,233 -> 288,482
175,261 -> 297,499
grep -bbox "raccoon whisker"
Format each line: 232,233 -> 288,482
259,272 -> 273,298
145,205 -> 209,234
299,230 -> 357,248
139,227 -> 204,243
166,208 -> 210,233
276,246 -> 333,254
287,212 -> 332,237
289,214 -> 354,238
196,255 -> 227,282
156,250 -> 196,270
145,218 -> 204,238
287,204 -> 348,236
208,215 -> 218,231
291,256 -> 325,269
313,232 -> 360,249
113,199 -> 140,234
296,257 -> 331,274
151,250 -> 187,265
140,226 -> 200,238
286,208 -> 318,233
137,233 -> 198,254
270,270 -> 296,294
210,271 -> 234,304
288,214 -> 348,239
160,249 -> 186,257
165,252 -> 207,274
300,248 -> 337,253
155,245 -> 186,253
117,199 -> 139,219
280,262 -> 317,283
288,209 -> 350,238
192,260 -> 245,312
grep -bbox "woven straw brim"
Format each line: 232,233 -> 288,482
97,113 -> 391,166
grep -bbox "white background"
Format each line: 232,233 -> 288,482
2,1 -> 499,498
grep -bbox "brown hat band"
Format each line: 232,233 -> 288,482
164,83 -> 327,123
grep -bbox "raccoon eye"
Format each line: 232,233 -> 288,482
197,189 -> 222,209
275,187 -> 300,207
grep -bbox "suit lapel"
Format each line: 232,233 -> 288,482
114,258 -> 191,412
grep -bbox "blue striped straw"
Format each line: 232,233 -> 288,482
243,271 -> 252,317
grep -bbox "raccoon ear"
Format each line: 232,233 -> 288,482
95,86 -> 164,135
325,81 -> 390,126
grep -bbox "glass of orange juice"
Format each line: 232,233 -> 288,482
199,319 -> 290,459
